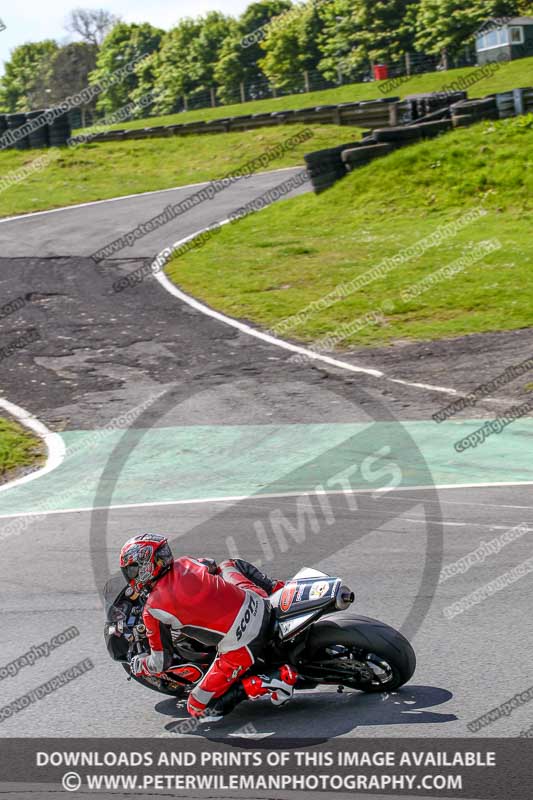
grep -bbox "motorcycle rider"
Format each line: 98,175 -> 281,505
120,534 -> 298,720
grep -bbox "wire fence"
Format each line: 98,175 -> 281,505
69,49 -> 478,129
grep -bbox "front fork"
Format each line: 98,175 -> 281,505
126,623 -> 148,676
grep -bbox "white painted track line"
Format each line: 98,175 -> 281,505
0,180 -> 524,502
0,167 -> 299,224
0,396 -> 65,493
153,230 -> 460,395
0,480 -> 532,521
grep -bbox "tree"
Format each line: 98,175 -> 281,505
129,51 -> 161,116
190,12 -> 235,90
260,1 -> 326,88
66,8 -> 120,46
316,1 -> 357,80
414,0 -> 524,56
89,22 -> 164,114
214,0 -> 292,102
0,40 -> 58,112
31,42 -> 98,124
319,0 -> 420,81
144,13 -> 235,114
147,19 -> 204,113
354,0 -> 421,62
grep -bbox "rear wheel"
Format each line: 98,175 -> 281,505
298,614 -> 416,693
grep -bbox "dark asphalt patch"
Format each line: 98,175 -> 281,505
341,326 -> 533,417
3,256 -> 527,433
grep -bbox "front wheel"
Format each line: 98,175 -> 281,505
121,663 -> 187,697
298,614 -> 416,693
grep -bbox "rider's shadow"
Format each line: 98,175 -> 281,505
158,684 -> 456,743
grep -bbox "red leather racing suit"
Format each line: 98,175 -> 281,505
141,557 -> 282,715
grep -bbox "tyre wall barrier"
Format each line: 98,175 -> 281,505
0,110 -> 71,151
84,85 -> 527,145
6,112 -> 30,150
47,112 -> 72,147
407,90 -> 466,121
522,87 -> 533,113
304,140 -> 361,193
341,143 -> 395,170
26,111 -> 50,149
450,96 -> 499,122
305,85 -> 533,194
0,85 -> 531,153
87,98 -> 402,144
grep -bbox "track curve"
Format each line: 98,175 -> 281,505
0,167 -> 532,743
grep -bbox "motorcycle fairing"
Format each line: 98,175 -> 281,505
278,611 -> 317,640
270,576 -> 341,620
166,663 -> 206,683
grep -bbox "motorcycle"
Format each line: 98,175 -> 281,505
104,567 -> 416,700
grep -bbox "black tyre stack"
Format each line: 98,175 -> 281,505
341,142 -> 395,171
0,114 -> 7,149
495,90 -> 515,119
7,112 -> 30,150
26,110 -> 49,149
304,141 -> 360,194
374,125 -> 422,144
450,96 -> 499,128
47,111 -> 72,147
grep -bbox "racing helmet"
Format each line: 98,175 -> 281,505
119,534 -> 173,592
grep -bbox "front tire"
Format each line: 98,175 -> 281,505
121,663 -> 187,697
299,614 -> 416,692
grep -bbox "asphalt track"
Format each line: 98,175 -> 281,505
0,166 -> 532,755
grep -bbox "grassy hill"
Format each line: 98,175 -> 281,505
2,57 -> 531,219
79,56 -> 533,132
0,417 -> 44,485
0,124 -> 357,217
166,114 -> 533,348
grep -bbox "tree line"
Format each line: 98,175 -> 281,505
1,0 -> 530,119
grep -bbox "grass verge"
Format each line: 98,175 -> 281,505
79,56 -> 533,132
165,114 -> 533,348
0,124 -> 359,218
2,58 -> 531,219
0,417 -> 45,485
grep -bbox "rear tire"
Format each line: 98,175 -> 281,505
300,614 -> 416,692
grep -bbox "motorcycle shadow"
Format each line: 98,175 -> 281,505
159,684 -> 456,743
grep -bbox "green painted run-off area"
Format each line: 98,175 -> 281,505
0,420 -> 531,520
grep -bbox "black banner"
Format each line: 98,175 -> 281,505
0,738 -> 529,798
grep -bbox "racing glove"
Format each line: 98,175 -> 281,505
130,654 -> 163,678
242,665 -> 298,706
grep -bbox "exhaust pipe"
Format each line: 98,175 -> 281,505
335,584 -> 355,610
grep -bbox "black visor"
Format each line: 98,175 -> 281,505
121,564 -> 139,581
157,543 -> 172,562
